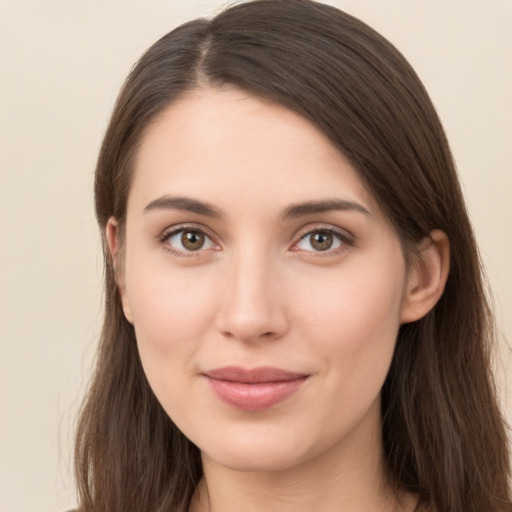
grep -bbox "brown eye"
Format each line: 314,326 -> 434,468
164,228 -> 217,254
310,231 -> 333,251
295,228 -> 346,253
181,231 -> 205,251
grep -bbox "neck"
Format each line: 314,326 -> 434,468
189,400 -> 416,512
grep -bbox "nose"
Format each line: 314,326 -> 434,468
216,246 -> 289,344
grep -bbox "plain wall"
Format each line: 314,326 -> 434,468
0,1 -> 510,510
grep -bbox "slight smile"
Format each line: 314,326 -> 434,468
202,366 -> 310,412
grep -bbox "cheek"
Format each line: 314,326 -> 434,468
294,261 -> 405,398
124,255 -> 219,383
126,269 -> 221,423
297,259 -> 405,340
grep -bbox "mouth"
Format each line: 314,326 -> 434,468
202,366 -> 309,411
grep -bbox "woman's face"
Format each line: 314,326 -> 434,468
115,87 -> 414,472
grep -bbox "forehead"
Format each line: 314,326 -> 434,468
129,86 -> 377,217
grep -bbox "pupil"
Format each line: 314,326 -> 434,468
311,232 -> 332,251
182,231 -> 204,251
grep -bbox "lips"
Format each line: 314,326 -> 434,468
202,366 -> 308,411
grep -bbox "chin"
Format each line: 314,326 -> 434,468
192,420 -> 333,474
203,442 -> 308,473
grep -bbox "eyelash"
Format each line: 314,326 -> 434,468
293,225 -> 353,256
159,224 -> 219,257
159,224 -> 353,257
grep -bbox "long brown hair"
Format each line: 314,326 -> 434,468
75,1 -> 511,511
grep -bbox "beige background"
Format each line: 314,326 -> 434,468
0,1 -> 510,510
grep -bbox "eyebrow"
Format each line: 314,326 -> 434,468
281,198 -> 370,220
143,195 -> 370,220
144,195 -> 223,218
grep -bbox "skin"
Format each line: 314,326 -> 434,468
107,87 -> 449,512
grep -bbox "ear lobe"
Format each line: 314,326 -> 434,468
106,217 -> 134,324
401,229 -> 450,324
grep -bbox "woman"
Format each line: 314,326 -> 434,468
74,1 -> 512,511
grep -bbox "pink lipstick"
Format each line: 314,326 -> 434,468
203,366 -> 308,411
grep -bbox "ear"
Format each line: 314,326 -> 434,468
106,217 -> 134,324
400,229 -> 450,324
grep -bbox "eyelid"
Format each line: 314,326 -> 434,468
159,223 -> 220,256
157,222 -> 353,257
290,224 -> 354,254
